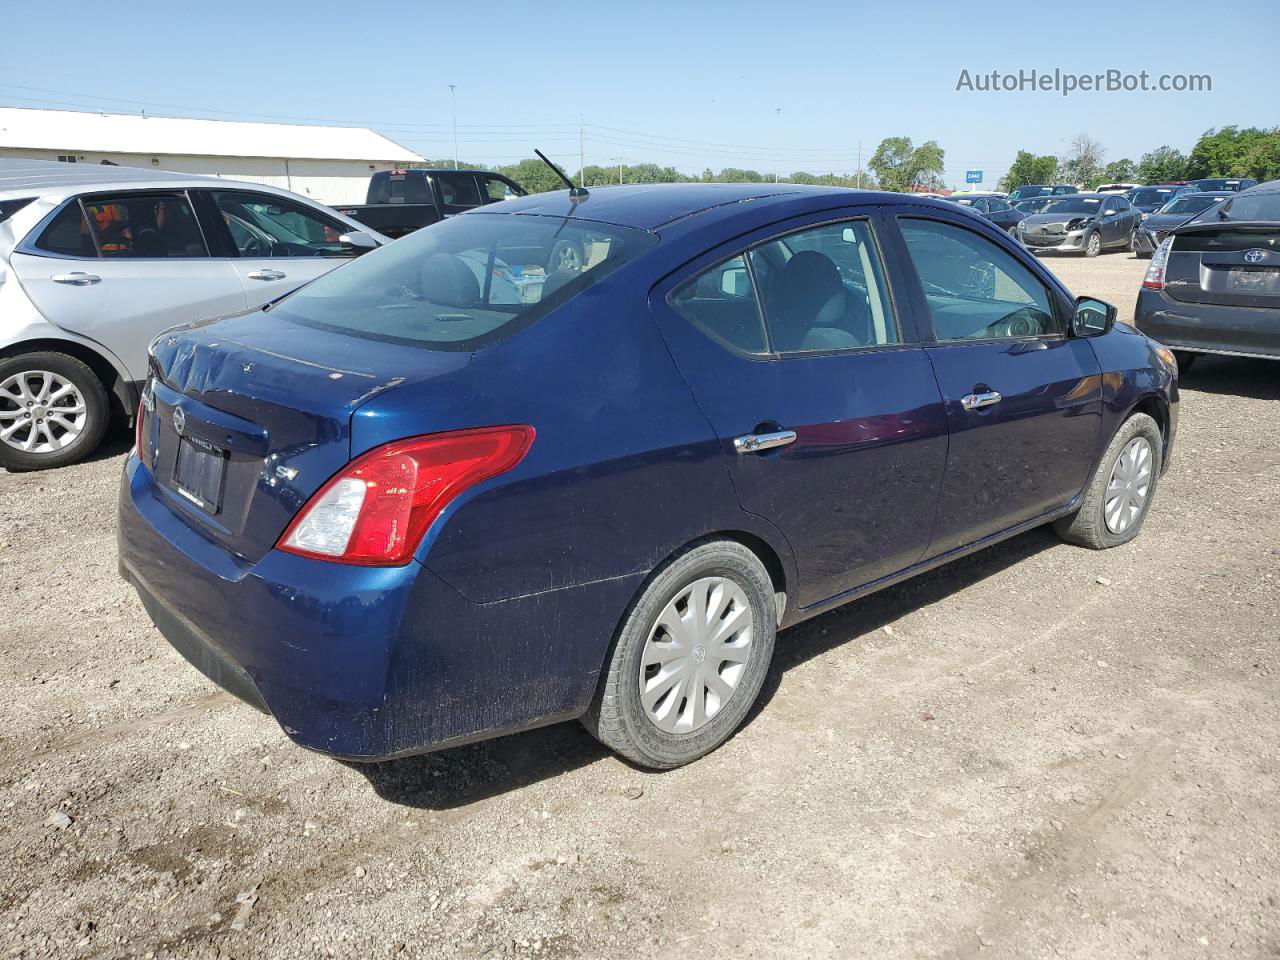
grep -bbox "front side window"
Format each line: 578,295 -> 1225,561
900,218 -> 1059,340
212,191 -> 351,258
750,220 -> 898,353
479,176 -> 519,203
272,213 -> 656,350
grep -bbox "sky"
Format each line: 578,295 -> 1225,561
3,0 -> 1278,190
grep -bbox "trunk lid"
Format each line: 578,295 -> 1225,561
1164,222 -> 1280,308
145,310 -> 470,562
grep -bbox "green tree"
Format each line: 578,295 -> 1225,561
1135,146 -> 1189,184
1101,159 -> 1136,184
1000,150 -> 1058,191
495,157 -> 578,193
868,137 -> 945,193
1187,126 -> 1280,180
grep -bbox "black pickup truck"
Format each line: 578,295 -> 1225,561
333,169 -> 527,239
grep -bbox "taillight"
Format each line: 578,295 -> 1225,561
278,426 -> 535,566
1143,236 -> 1174,290
134,380 -> 153,464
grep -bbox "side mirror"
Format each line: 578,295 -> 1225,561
339,232 -> 378,253
1072,296 -> 1116,337
720,267 -> 750,297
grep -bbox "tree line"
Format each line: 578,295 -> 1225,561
1001,126 -> 1280,192
415,125 -> 1279,196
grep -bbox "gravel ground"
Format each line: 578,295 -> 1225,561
2,250 -> 1278,960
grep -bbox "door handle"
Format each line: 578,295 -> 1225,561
733,430 -> 797,454
247,269 -> 287,281
961,391 -> 1003,411
51,272 -> 101,285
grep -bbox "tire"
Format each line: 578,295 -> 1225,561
548,239 -> 584,273
1054,412 -> 1162,550
1136,250 -> 1152,260
1084,231 -> 1102,257
0,351 -> 109,471
582,540 -> 777,769
1173,351 -> 1197,373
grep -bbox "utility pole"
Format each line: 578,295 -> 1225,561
856,140 -> 862,190
774,108 -> 781,183
611,156 -> 624,184
579,115 -> 586,187
448,85 -> 458,170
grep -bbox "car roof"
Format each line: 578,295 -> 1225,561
480,182 -> 880,231
0,157 -> 229,200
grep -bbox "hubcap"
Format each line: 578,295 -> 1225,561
1104,436 -> 1153,534
1088,234 -> 1100,254
0,370 -> 88,455
639,577 -> 754,734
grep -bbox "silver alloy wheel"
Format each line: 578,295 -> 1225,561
1104,436 -> 1153,534
639,576 -> 754,734
0,370 -> 89,455
1087,232 -> 1101,255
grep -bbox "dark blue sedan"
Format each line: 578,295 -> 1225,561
118,184 -> 1178,768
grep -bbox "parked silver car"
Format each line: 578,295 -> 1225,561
0,159 -> 385,470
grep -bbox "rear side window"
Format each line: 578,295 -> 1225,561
671,255 -> 767,354
82,193 -> 207,257
35,202 -> 96,257
751,220 -> 898,353
273,213 -> 657,350
0,197 -> 34,225
900,218 -> 1060,340
435,174 -> 482,210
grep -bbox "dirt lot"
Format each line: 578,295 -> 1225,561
2,250 -> 1278,960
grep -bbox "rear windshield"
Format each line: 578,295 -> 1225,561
1130,188 -> 1177,205
1043,197 -> 1102,214
0,197 -> 35,225
1195,191 -> 1280,223
1160,195 -> 1224,216
1193,179 -> 1245,191
273,213 -> 658,350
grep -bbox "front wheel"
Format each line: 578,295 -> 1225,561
1054,412 -> 1162,549
582,540 -> 777,769
0,352 -> 109,471
1084,231 -> 1102,257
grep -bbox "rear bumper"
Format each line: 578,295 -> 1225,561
118,455 -> 632,760
1134,289 -> 1280,360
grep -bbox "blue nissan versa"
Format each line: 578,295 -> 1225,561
118,184 -> 1178,769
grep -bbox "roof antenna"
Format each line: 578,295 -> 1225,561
535,149 -> 588,202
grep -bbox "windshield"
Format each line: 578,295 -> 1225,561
1129,188 -> 1177,205
272,213 -> 657,350
1043,197 -> 1103,214
0,197 -> 35,225
1195,190 -> 1280,223
1015,197 -> 1051,213
1010,186 -> 1049,200
1160,195 -> 1223,216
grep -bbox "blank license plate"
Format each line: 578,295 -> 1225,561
1229,268 -> 1278,292
173,438 -> 227,512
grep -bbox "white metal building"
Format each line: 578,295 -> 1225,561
0,107 -> 424,204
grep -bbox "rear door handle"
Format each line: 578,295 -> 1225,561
733,430 -> 797,454
961,390 -> 1003,411
246,269 -> 286,281
51,272 -> 101,285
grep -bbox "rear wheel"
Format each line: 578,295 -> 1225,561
582,540 -> 777,769
0,352 -> 109,471
1054,412 -> 1161,549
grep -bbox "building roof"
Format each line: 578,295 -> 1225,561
0,107 -> 423,163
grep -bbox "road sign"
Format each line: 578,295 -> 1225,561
966,169 -> 983,184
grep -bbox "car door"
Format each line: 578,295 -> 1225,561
648,211 -> 949,608
432,172 -> 485,216
200,189 -> 363,309
1099,197 -> 1127,245
8,190 -> 246,380
1113,196 -> 1139,240
889,211 -> 1102,557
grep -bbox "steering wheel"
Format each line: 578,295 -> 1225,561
997,306 -> 1044,338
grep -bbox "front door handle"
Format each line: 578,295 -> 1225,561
961,390 -> 1003,411
733,430 -> 797,454
51,272 -> 101,285
247,269 -> 287,281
